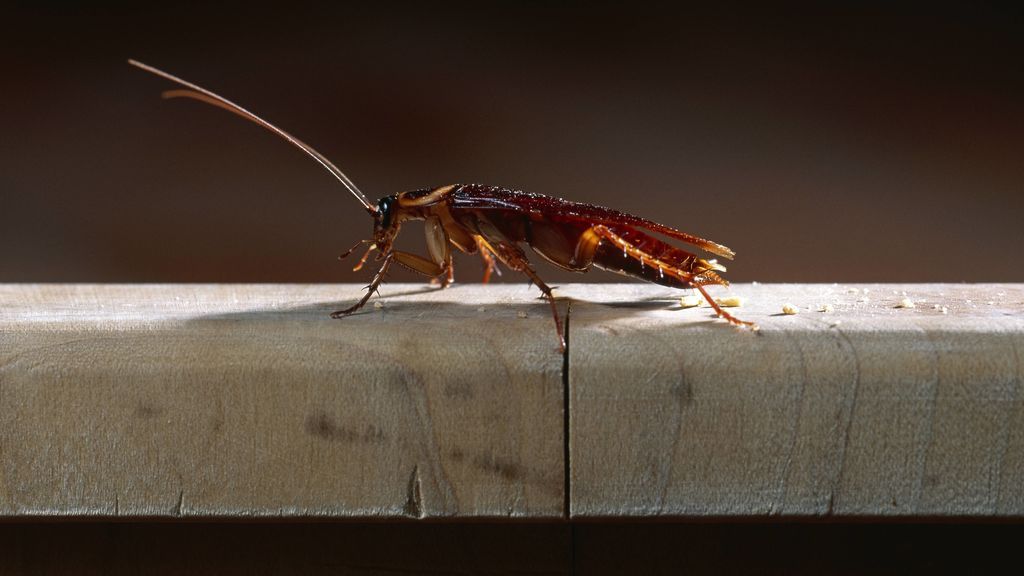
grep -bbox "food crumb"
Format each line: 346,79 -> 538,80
715,296 -> 745,308
679,295 -> 703,308
476,307 -> 486,313
516,311 -> 529,319
941,306 -> 949,314
895,298 -> 915,309
817,304 -> 834,313
373,300 -> 385,309
847,288 -> 860,294
781,303 -> 799,315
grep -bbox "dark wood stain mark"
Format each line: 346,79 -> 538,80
670,379 -> 694,408
443,381 -> 474,400
473,453 -> 525,481
135,403 -> 164,419
305,412 -> 387,444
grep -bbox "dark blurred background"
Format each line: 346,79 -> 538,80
3,2 -> 1022,284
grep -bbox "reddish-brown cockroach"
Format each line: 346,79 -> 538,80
130,60 -> 755,350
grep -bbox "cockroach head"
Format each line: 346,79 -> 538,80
375,195 -> 397,232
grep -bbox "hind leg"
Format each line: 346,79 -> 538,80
582,225 -> 756,328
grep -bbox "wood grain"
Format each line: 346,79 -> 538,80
3,283 -> 1023,518
565,283 -> 1024,517
0,284 -> 565,518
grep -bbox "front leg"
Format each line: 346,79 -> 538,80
331,251 -> 395,318
331,250 -> 451,318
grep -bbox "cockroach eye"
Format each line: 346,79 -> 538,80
377,196 -> 394,229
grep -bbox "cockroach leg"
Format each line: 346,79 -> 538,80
331,252 -> 394,318
693,283 -> 756,328
429,255 -> 455,288
587,225 -> 756,329
441,258 -> 455,287
526,271 -> 565,352
474,236 -> 502,284
391,250 -> 446,277
487,239 -> 565,351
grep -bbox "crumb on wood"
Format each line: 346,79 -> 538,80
373,300 -> 385,309
895,298 -> 915,309
516,311 -> 529,319
817,303 -> 834,313
679,294 -> 703,308
781,303 -> 799,315
715,296 -> 745,308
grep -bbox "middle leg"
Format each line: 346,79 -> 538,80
487,239 -> 565,352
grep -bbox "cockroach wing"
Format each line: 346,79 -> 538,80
448,184 -> 735,260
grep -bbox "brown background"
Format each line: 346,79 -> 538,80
3,2 -> 1022,284
3,3 -> 1023,570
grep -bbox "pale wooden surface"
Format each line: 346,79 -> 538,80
0,284 -> 564,518
2,283 -> 1023,518
565,283 -> 1024,517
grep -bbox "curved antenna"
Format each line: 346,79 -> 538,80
128,59 -> 377,213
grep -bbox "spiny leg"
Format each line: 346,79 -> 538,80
331,251 -> 394,318
488,240 -> 565,352
589,225 -> 756,328
332,249 -> 454,317
692,283 -> 756,328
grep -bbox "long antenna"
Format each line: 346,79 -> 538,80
128,59 -> 377,213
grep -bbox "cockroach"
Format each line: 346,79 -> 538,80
129,60 -> 755,350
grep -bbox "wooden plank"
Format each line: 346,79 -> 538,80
4,283 -> 1024,519
566,283 -> 1024,517
0,284 -> 565,518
